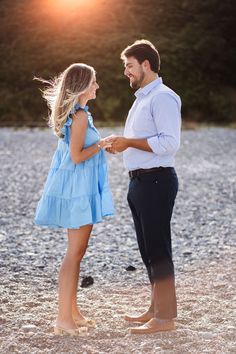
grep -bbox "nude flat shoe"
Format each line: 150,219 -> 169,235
73,318 -> 96,327
54,325 -> 81,336
124,312 -> 154,323
130,318 -> 175,334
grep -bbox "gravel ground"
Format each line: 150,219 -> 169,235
0,127 -> 235,354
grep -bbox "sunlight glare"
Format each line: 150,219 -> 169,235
47,0 -> 96,12
58,0 -> 87,8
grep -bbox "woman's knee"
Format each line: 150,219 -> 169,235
67,247 -> 87,263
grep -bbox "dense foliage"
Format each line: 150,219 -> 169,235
0,0 -> 235,126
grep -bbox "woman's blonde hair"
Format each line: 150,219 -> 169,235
36,63 -> 95,137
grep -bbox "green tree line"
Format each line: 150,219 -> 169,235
0,0 -> 235,126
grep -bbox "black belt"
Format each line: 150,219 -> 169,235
128,167 -> 165,179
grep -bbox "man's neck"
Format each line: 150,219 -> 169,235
140,73 -> 158,88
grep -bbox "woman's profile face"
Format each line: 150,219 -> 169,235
85,75 -> 99,100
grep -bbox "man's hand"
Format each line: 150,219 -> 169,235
101,135 -> 117,154
105,147 -> 117,154
103,135 -> 129,154
107,136 -> 129,153
103,135 -> 152,154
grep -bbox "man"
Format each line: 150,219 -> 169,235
108,39 -> 181,334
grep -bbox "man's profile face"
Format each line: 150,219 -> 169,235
123,56 -> 145,89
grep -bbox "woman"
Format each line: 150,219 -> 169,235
34,63 -> 114,336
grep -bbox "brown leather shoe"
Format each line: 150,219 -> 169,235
124,311 -> 154,323
130,318 -> 175,334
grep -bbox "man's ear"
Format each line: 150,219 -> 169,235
142,59 -> 151,72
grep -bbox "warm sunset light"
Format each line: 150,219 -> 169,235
57,0 -> 91,7
47,0 -> 97,12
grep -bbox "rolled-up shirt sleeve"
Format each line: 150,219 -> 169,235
147,93 -> 181,156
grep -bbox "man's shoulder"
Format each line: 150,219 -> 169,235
151,83 -> 181,106
152,83 -> 179,97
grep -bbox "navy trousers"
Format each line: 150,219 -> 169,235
127,167 -> 178,319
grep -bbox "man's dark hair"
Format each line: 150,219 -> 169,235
121,39 -> 160,73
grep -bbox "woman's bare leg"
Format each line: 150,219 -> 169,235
56,224 -> 92,329
70,226 -> 92,321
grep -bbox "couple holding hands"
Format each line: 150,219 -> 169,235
35,39 -> 181,335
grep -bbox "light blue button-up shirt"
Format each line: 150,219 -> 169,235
123,77 -> 181,171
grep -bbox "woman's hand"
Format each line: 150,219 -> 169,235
98,138 -> 113,149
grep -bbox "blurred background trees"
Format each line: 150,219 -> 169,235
0,0 -> 235,126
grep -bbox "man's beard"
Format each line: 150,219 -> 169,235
130,70 -> 145,89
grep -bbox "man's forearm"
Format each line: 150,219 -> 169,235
126,137 -> 152,152
108,136 -> 153,153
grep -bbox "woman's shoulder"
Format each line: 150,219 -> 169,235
71,103 -> 89,124
70,103 -> 89,116
73,109 -> 88,121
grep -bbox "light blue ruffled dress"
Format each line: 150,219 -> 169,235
35,103 -> 115,229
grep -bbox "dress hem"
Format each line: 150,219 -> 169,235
34,212 -> 115,229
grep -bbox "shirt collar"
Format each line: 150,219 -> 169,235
135,77 -> 163,98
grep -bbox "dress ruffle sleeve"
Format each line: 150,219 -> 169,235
61,117 -> 73,145
61,103 -> 89,145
